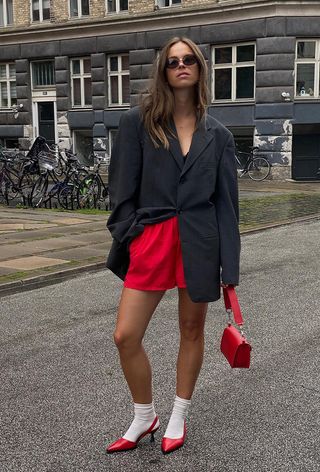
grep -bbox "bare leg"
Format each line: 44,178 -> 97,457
113,287 -> 165,404
176,288 -> 208,399
162,288 -> 208,445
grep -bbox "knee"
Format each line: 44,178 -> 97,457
113,330 -> 140,352
180,319 -> 204,343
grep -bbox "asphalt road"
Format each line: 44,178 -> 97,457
1,219 -> 320,472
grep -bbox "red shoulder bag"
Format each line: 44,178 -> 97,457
220,286 -> 252,368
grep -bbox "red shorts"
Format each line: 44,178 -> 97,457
124,216 -> 187,291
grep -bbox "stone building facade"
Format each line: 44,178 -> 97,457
0,0 -> 320,179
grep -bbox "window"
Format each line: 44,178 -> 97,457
157,0 -> 181,7
31,61 -> 55,88
0,0 -> 13,26
212,43 -> 255,102
295,40 -> 320,98
108,55 -> 129,106
70,0 -> 89,17
0,63 -> 16,108
107,0 -> 128,13
73,130 -> 93,166
71,58 -> 92,107
0,138 -> 19,148
32,0 -> 50,22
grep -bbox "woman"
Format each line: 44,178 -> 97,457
106,37 -> 240,455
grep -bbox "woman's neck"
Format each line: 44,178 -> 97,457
172,89 -> 196,119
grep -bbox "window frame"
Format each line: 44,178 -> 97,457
31,0 -> 50,23
0,62 -> 16,109
0,0 -> 13,27
108,128 -> 118,160
156,0 -> 181,8
30,60 -> 55,89
295,39 -> 320,99
69,0 -> 90,18
70,57 -> 92,108
107,54 -> 130,107
106,0 -> 128,14
211,42 -> 256,103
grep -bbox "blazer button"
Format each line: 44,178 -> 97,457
180,176 -> 186,183
177,208 -> 183,214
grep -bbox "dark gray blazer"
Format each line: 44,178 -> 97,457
106,106 -> 240,303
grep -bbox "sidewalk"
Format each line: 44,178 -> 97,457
0,179 -> 320,296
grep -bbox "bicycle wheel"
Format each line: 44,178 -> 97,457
102,185 -> 110,210
77,175 -> 101,209
19,172 -> 39,205
31,175 -> 48,208
247,157 -> 271,181
58,183 -> 78,210
3,170 -> 20,201
52,152 -> 67,179
0,174 -> 11,204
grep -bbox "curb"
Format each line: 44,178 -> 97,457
1,213 -> 320,298
240,213 -> 320,236
0,261 -> 106,298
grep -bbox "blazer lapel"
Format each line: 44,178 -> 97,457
181,116 -> 213,177
168,138 -> 184,171
168,119 -> 184,171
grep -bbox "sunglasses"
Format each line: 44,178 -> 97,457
165,54 -> 198,69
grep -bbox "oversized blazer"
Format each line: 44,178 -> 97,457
106,106 -> 240,303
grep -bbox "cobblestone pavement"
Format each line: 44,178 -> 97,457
0,179 -> 319,294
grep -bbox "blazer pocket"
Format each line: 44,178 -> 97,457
200,233 -> 219,239
199,162 -> 217,169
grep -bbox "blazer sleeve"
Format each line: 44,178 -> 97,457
106,110 -> 142,244
215,133 -> 241,285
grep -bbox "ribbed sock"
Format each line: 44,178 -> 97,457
122,402 -> 158,442
163,395 -> 191,439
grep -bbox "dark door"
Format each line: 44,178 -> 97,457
292,134 -> 320,180
38,102 -> 55,145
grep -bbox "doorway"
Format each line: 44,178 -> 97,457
38,102 -> 55,144
33,100 -> 57,145
292,125 -> 320,180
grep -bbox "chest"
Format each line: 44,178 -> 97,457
174,118 -> 196,156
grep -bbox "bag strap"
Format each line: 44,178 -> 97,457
223,286 -> 244,326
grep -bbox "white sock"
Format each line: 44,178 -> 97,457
122,402 -> 158,442
164,395 -> 191,439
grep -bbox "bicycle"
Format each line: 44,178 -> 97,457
77,156 -> 109,210
30,150 -> 61,208
235,145 -> 271,181
30,150 -> 89,209
0,153 -> 21,204
56,155 -> 89,210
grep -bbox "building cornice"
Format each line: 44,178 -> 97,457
0,1 -> 319,45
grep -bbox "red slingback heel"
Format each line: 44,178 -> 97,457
106,416 -> 159,454
161,421 -> 186,454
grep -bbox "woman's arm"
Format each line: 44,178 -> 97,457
215,133 -> 241,286
107,109 -> 142,244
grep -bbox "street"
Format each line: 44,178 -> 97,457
1,219 -> 320,472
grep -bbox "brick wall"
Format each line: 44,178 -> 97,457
51,0 -> 69,23
90,0 -> 106,17
10,0 -> 245,29
130,0 -> 154,15
13,0 -> 30,27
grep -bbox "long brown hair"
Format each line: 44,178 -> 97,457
140,37 -> 209,149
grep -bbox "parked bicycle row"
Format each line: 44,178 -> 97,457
0,137 -> 110,210
1,136 -> 270,211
